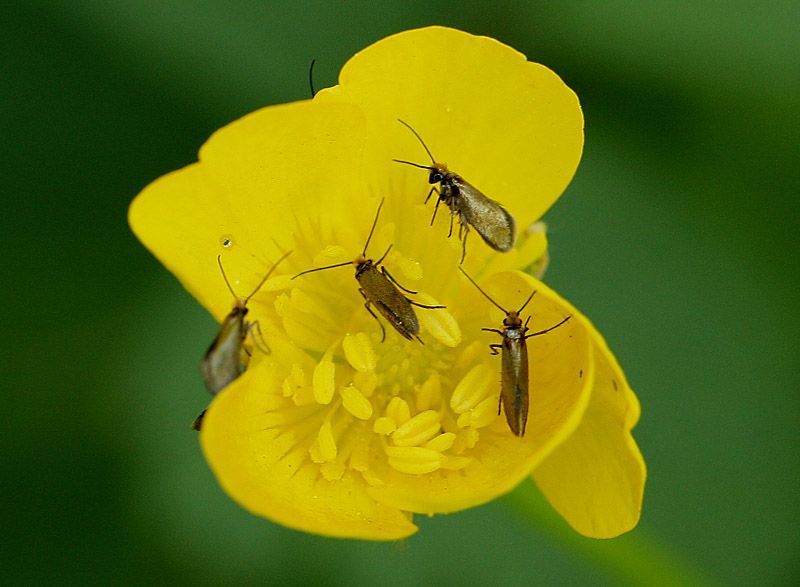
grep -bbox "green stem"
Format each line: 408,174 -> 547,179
501,483 -> 716,586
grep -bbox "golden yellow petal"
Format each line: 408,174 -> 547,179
129,100 -> 368,320
318,26 -> 583,266
200,359 -> 417,540
532,331 -> 646,538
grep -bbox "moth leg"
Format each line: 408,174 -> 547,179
360,288 -> 386,343
489,343 -> 502,356
381,266 -> 417,294
459,222 -> 470,264
430,195 -> 442,226
448,208 -> 455,238
526,315 -> 572,339
482,327 -> 504,336
375,243 -> 393,265
408,300 -> 446,309
425,186 -> 438,204
248,320 -> 271,354
413,333 -> 425,345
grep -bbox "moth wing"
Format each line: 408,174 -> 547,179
201,309 -> 247,394
358,268 -> 419,339
454,177 -> 516,252
500,337 -> 529,436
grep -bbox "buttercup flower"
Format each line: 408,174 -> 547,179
129,27 -> 645,540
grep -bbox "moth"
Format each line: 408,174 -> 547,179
193,250 -> 292,431
292,199 -> 444,343
394,119 -> 515,263
460,268 -> 571,436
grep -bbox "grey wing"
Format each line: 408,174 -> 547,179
359,269 -> 420,338
201,315 -> 246,394
500,337 -> 529,436
455,178 -> 515,252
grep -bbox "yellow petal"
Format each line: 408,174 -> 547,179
318,26 -> 583,267
533,331 -> 646,538
200,360 -> 417,540
129,100 -> 367,321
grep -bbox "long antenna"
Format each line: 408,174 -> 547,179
217,255 -> 238,300
292,260 -> 352,280
458,267 -> 508,314
362,198 -> 384,257
308,59 -> 317,98
244,250 -> 293,303
397,119 -> 436,164
517,289 -> 537,314
392,159 -> 434,170
528,315 -> 572,338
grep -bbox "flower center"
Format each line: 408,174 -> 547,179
246,204 -> 522,487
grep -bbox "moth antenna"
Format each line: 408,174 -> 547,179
244,250 -> 293,303
292,260 -> 352,280
362,197 -> 384,257
217,255 -> 239,301
392,159 -> 434,171
517,289 -> 537,314
308,59 -> 317,98
397,119 -> 436,164
458,267 -> 508,314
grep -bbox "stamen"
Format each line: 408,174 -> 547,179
282,365 -> 315,405
343,332 -> 377,372
424,432 -> 456,452
385,397 -> 411,426
340,384 -> 374,420
415,373 -> 442,410
450,363 -> 494,414
413,292 -> 461,347
386,446 -> 442,475
391,410 -> 441,446
455,341 -> 484,370
312,354 -> 336,404
373,417 -> 396,435
311,420 -> 338,462
456,395 -> 497,429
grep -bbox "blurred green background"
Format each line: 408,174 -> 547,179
3,1 -> 797,584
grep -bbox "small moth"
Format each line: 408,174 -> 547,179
193,250 -> 292,431
292,199 -> 444,343
394,119 -> 515,263
459,268 -> 571,437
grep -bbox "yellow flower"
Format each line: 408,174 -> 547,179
129,26 -> 645,540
